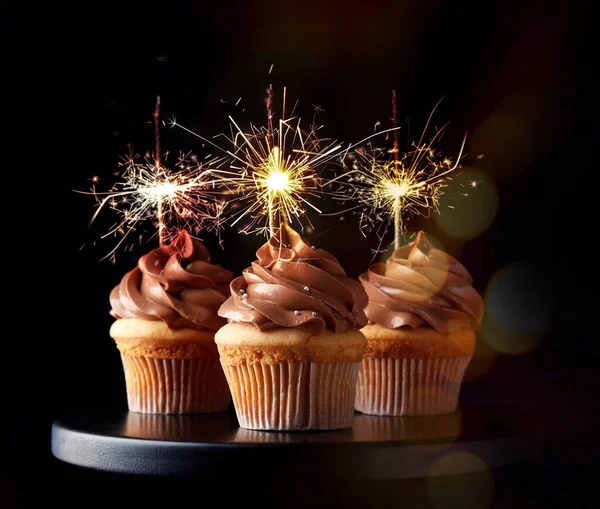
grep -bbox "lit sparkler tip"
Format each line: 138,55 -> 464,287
77,146 -> 228,261
170,86 -> 341,239
327,96 -> 468,255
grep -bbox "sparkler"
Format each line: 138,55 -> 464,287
171,85 -> 344,238
75,97 -> 227,262
328,93 -> 467,253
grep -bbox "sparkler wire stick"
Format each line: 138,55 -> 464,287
391,89 -> 402,249
153,95 -> 167,246
265,84 -> 278,237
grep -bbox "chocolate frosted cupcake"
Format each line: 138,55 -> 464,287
215,223 -> 368,430
109,230 -> 234,414
355,232 -> 484,416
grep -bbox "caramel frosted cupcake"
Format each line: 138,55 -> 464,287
216,223 -> 368,430
355,232 -> 484,416
109,230 -> 234,414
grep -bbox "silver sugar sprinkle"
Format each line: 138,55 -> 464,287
303,286 -> 310,292
294,310 -> 300,315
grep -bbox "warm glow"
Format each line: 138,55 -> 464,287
267,171 -> 290,192
386,179 -> 420,198
265,148 -> 291,193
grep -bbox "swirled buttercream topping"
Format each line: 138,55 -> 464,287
110,230 -> 234,331
359,232 -> 484,332
218,223 -> 368,334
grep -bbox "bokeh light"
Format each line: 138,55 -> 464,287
408,229 -> 446,252
433,167 -> 498,240
462,334 -> 498,382
470,112 -> 535,177
369,228 -> 448,265
427,451 -> 494,509
480,262 -> 556,355
369,230 -> 455,302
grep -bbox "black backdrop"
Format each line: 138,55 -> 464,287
2,1 -> 595,506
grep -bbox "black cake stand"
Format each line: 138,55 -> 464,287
50,402 -> 543,479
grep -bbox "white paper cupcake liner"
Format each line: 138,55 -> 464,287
120,354 -> 231,414
355,357 -> 471,416
221,361 -> 361,430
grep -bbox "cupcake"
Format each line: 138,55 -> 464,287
355,231 -> 484,416
215,223 -> 368,430
109,229 -> 234,414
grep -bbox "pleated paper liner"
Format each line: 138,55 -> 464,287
355,357 -> 472,416
120,355 -> 231,414
221,361 -> 361,430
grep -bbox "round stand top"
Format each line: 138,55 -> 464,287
51,404 -> 543,479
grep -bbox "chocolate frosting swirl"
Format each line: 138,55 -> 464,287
359,232 -> 484,332
218,224 -> 368,334
110,230 -> 234,331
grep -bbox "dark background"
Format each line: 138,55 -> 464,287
2,1 -> 596,507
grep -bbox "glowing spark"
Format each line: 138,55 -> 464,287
328,96 -> 466,255
220,112 -> 343,237
76,98 -> 230,262
171,87 -> 344,238
75,148 -> 227,262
